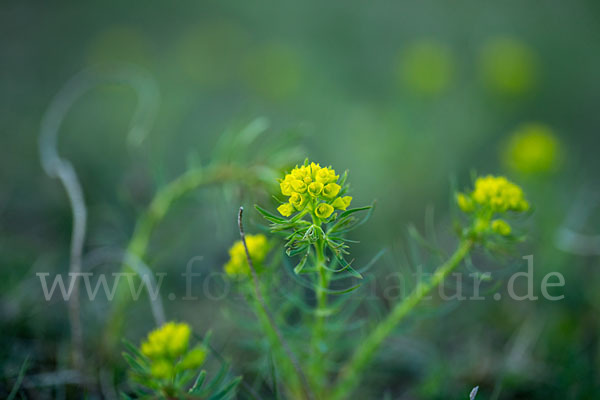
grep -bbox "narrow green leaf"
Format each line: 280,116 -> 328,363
122,353 -> 147,373
293,248 -> 310,274
255,204 -> 287,223
209,376 -> 242,400
189,370 -> 207,393
7,356 -> 28,400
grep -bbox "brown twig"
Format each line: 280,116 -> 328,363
237,207 -> 314,400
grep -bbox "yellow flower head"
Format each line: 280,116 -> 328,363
503,123 -> 560,174
472,175 -> 529,212
277,161 -> 346,218
224,234 -> 269,277
457,175 -> 529,216
141,322 -> 191,360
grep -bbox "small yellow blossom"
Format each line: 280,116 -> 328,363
141,322 -> 191,360
332,196 -> 352,211
322,183 -> 341,199
290,192 -> 307,210
492,219 -> 512,236
315,203 -> 334,219
224,234 -> 269,277
503,123 -> 560,174
308,182 -> 324,197
277,203 -> 295,217
290,180 -> 307,193
456,193 -> 474,213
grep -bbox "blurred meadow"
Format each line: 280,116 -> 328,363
2,0 -> 600,399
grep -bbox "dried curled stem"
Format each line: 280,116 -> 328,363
38,65 -> 159,371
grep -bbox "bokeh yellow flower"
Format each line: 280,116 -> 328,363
141,322 -> 191,360
224,234 -> 269,277
457,175 -> 529,237
491,219 -> 512,236
397,40 -> 455,96
479,36 -> 538,97
137,322 -> 208,380
179,346 -> 207,370
503,123 -> 561,174
471,175 -> 529,212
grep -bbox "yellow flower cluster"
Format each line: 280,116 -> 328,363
224,234 -> 269,277
458,175 -> 529,214
140,322 -> 207,379
277,162 -> 352,219
457,175 -> 529,237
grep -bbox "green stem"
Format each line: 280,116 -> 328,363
309,213 -> 329,390
246,286 -> 303,398
310,240 -> 329,387
330,239 -> 474,400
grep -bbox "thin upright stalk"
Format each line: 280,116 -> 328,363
310,233 -> 329,388
331,239 -> 474,400
238,207 -> 314,400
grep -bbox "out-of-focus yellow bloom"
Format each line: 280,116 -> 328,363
150,359 -> 174,379
456,193 -> 474,213
277,161 -> 351,219
471,175 -> 529,212
457,175 -> 529,237
503,123 -> 560,174
397,40 -> 455,96
224,234 -> 269,277
179,346 -> 207,370
315,203 -> 334,219
141,322 -> 191,360
136,321 -> 208,381
492,219 -> 512,236
479,37 -> 538,97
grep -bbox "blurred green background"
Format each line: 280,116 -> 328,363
2,0 -> 600,399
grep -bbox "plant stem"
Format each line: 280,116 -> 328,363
238,208 -> 314,400
330,239 -> 473,400
310,235 -> 329,388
